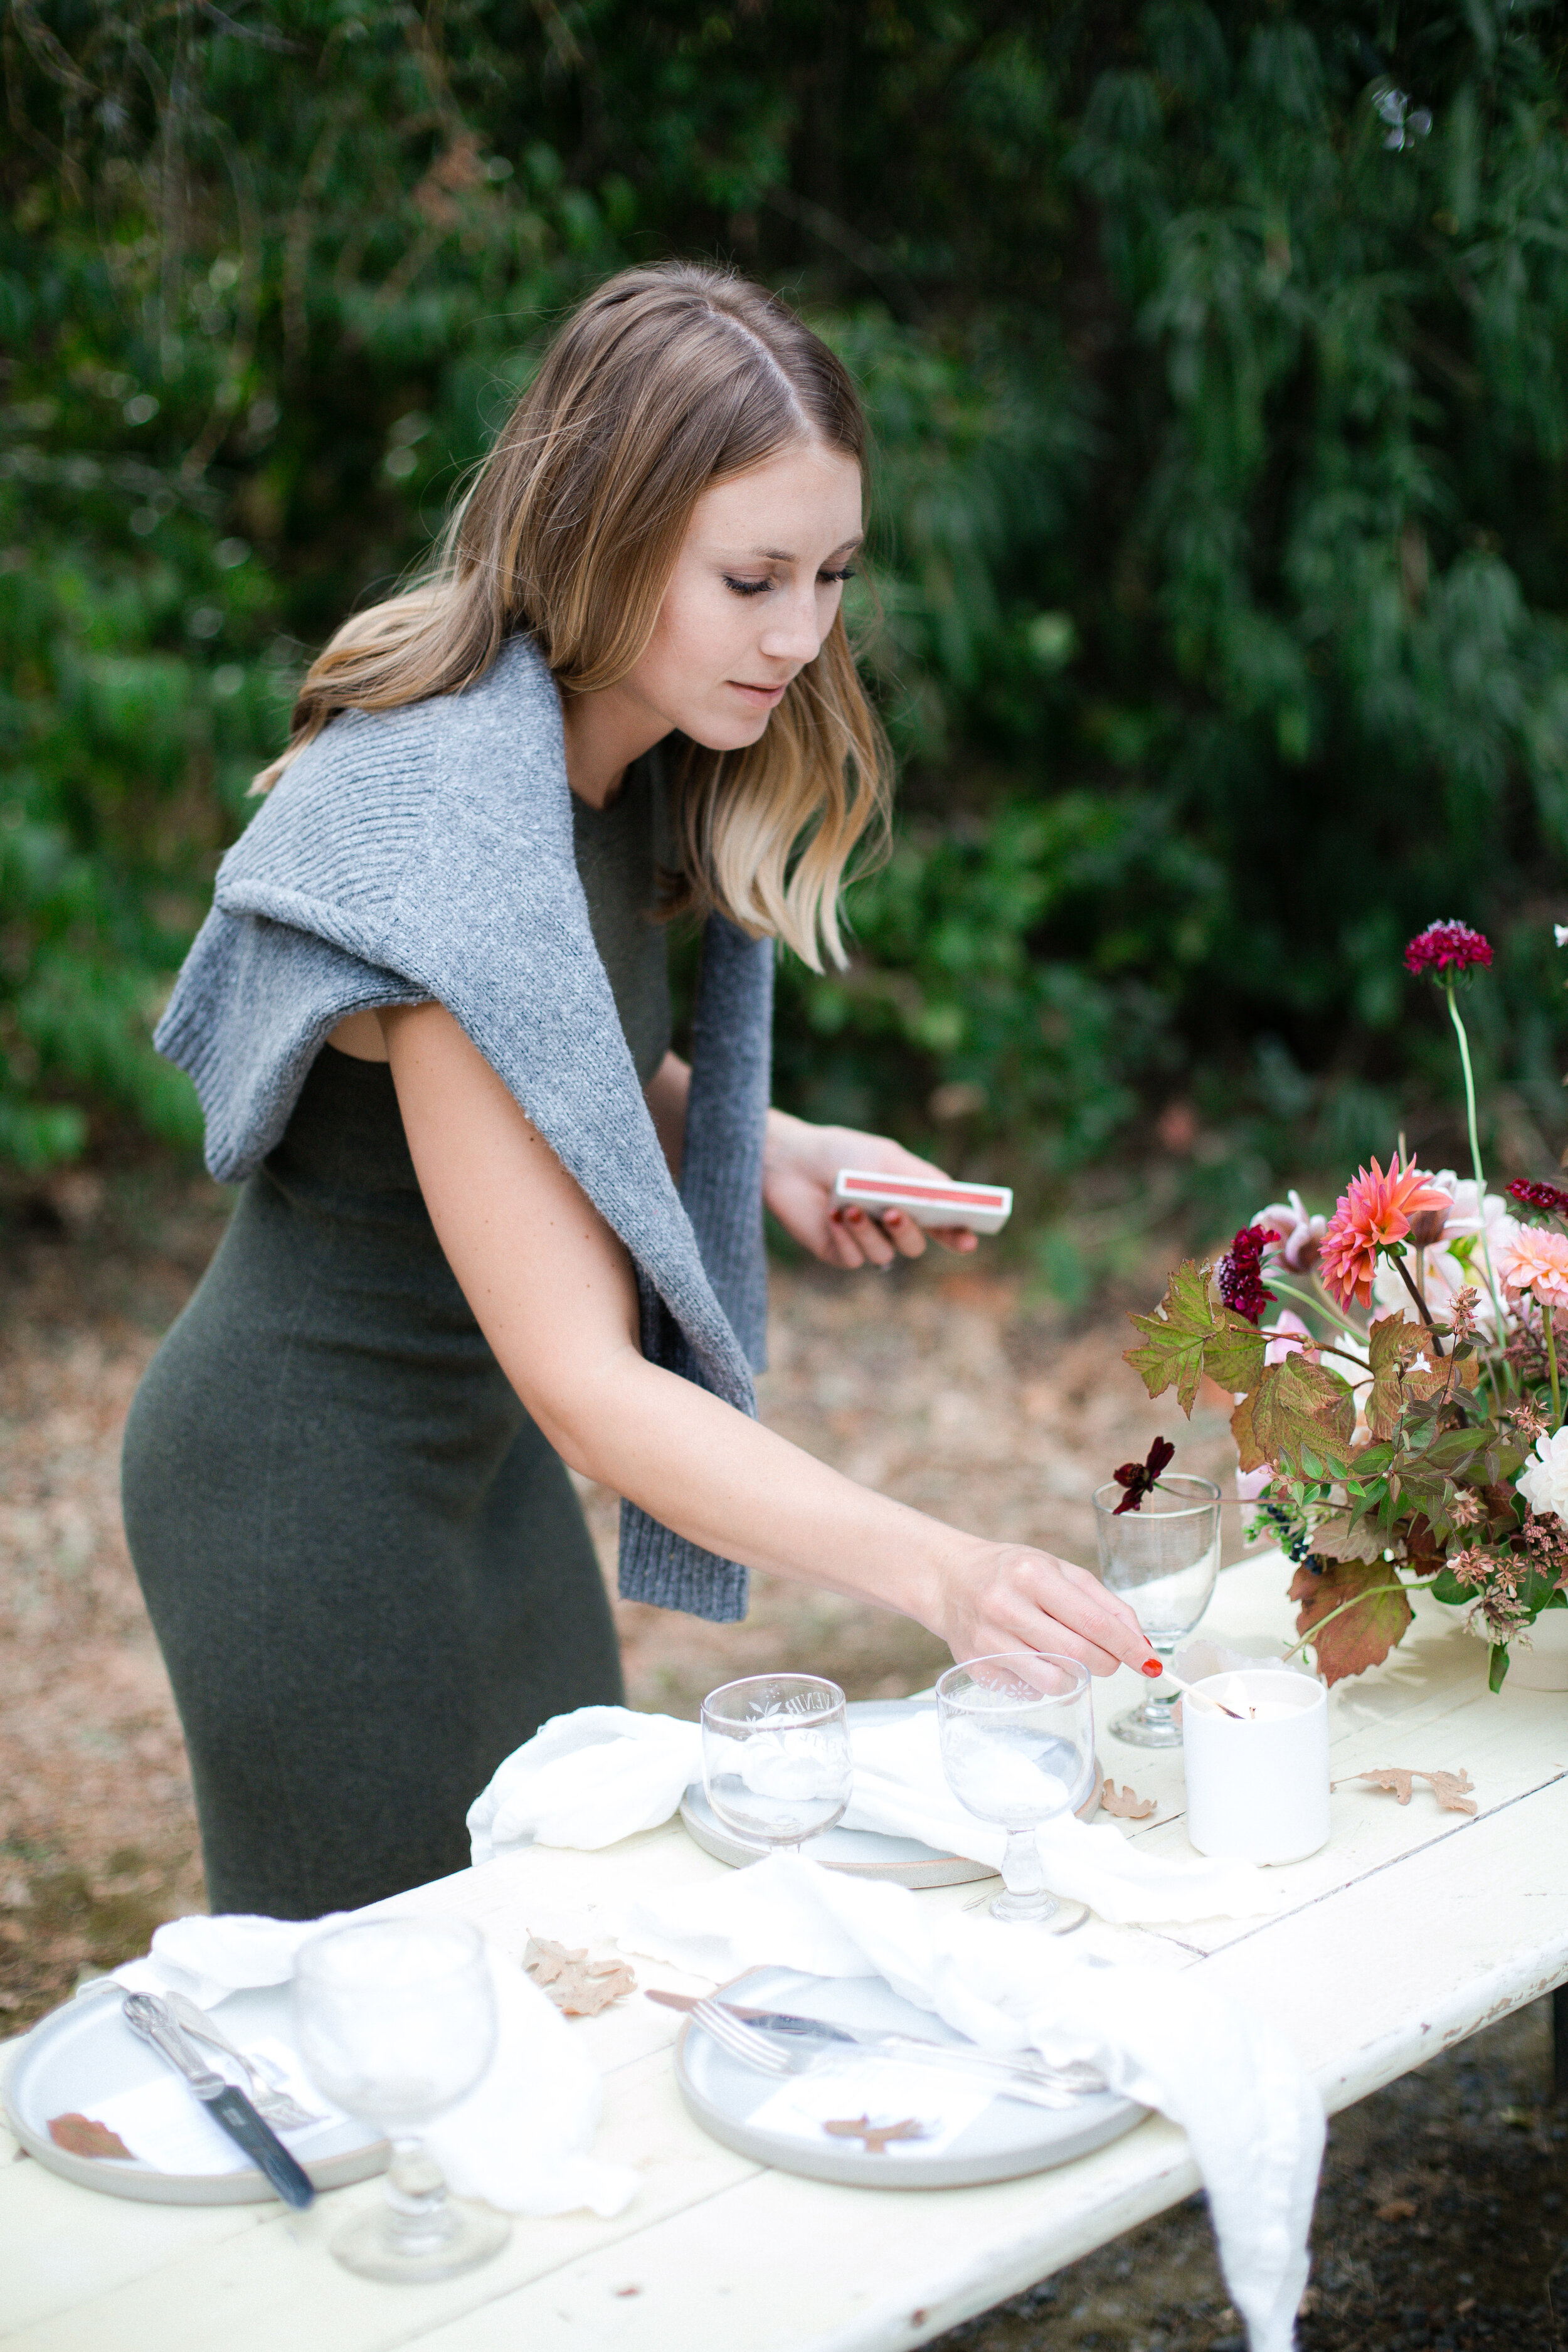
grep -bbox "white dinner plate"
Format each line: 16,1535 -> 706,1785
674,1964 -> 1147,2188
679,1698 -> 1100,1887
3,1978 -> 389,2205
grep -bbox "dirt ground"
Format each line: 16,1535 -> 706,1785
2,1162 -> 1564,2348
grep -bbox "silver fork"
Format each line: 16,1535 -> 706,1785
687,1996 -> 796,2075
161,1990 -> 324,2129
684,1997 -> 1099,2107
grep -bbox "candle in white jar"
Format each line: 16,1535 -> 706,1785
1182,1666 -> 1329,1864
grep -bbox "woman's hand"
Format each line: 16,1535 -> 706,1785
763,1110 -> 979,1269
931,1539 -> 1155,1678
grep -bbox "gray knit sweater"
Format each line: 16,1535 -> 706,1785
155,635 -> 772,1623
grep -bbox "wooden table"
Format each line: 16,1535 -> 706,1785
5,1552 -> 1567,2351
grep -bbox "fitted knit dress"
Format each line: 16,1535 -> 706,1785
122,761 -> 671,1920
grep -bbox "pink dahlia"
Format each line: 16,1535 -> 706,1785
1404,920 -> 1493,979
1318,1154 -> 1453,1309
1496,1226 -> 1568,1315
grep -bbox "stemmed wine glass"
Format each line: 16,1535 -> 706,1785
701,1673 -> 853,1854
1093,1473 -> 1222,1747
936,1653 -> 1096,1926
293,1917 -> 509,2283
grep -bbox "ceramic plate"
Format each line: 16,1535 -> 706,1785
3,1979 -> 389,2205
674,1963 -> 1146,2189
679,1698 -> 1099,1887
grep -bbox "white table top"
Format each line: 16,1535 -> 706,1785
5,1552 -> 1567,2352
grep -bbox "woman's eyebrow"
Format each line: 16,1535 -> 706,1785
734,532 -> 866,562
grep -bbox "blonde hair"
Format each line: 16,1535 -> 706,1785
257,262 -> 891,970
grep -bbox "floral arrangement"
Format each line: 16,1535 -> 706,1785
1124,920 -> 1568,1690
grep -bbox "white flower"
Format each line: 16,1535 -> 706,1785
1555,924 -> 1568,948
1253,1190 -> 1327,1271
1518,1428 -> 1568,1520
1370,1168 -> 1520,1335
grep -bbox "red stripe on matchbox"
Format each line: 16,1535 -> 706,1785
840,1175 -> 1008,1210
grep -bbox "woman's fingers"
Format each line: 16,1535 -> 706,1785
881,1209 -> 928,1259
949,1545 -> 1158,1678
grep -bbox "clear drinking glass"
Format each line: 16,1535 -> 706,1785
293,1917 -> 509,2284
936,1653 -> 1096,1925
701,1673 -> 853,1854
1093,1473 -> 1222,1747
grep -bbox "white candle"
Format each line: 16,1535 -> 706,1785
1182,1668 -> 1330,1865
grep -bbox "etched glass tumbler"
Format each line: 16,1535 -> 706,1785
936,1653 -> 1096,1925
293,1917 -> 509,2284
1093,1473 -> 1222,1747
701,1673 -> 853,1854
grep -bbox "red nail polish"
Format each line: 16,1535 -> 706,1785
1140,1659 -> 1164,1679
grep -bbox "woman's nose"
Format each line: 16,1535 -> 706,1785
758,590 -> 823,665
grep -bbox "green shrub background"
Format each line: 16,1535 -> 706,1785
4,0 -> 1568,1255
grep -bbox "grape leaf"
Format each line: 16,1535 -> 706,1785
1289,1557 -> 1412,1682
1100,1777 -> 1156,1820
1251,1356 -> 1357,1477
48,2112 -> 132,2159
524,1935 -> 637,2016
1125,1261 -> 1264,1418
1366,1315 -> 1445,1441
1231,1385 -> 1265,1473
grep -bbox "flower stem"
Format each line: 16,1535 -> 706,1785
1266,1274 -> 1364,1340
1444,975 -> 1505,1333
1545,1301 -> 1562,1430
1391,1254 -> 1445,1353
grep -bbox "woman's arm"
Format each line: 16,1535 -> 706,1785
382,1003 -> 1153,1676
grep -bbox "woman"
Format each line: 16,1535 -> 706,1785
124,263 -> 1152,1919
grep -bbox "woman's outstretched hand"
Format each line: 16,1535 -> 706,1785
932,1541 -> 1157,1678
763,1110 -> 979,1269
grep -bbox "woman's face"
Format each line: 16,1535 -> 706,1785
620,438 -> 864,751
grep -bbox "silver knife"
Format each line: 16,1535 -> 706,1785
644,1989 -> 1104,2098
121,1994 -> 316,2208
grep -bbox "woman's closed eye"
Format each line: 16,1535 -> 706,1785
722,566 -> 857,599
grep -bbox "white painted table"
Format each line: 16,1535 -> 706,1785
5,1552 -> 1567,2351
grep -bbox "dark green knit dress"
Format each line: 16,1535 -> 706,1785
122,763 -> 671,1919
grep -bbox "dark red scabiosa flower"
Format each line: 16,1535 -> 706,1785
1111,1434 -> 1175,1515
1217,1226 -> 1278,1325
1403,920 -> 1493,980
1509,1179 -> 1568,1222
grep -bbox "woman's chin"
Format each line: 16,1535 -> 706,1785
684,709 -> 775,753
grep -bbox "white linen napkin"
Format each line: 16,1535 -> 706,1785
622,1852 -> 1323,2352
112,1914 -> 637,2218
467,1703 -> 1274,1925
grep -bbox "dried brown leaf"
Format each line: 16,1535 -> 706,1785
822,2114 -> 930,2154
1100,1777 -> 1156,1820
1375,2196 -> 1418,2222
524,1934 -> 637,2016
48,2112 -> 132,2159
1355,1767 -> 1476,1816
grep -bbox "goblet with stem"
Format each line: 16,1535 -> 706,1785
936,1653 -> 1096,1927
701,1673 -> 853,1855
292,1917 -> 509,2284
1093,1473 -> 1222,1748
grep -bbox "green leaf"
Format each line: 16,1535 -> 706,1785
1251,1355 -> 1357,1476
1125,1259 -> 1263,1417
1365,1313 -> 1444,1441
1489,1643 -> 1510,1693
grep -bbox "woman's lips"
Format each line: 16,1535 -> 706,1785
728,679 -> 789,709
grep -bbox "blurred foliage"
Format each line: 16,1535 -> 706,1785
4,1 -> 1568,1246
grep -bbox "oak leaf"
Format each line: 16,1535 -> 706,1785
48,2112 -> 132,2159
823,2114 -> 930,2154
1100,1778 -> 1156,1820
1125,1261 -> 1264,1419
1289,1557 -> 1412,1683
524,1935 -> 637,2016
1355,1767 -> 1476,1816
